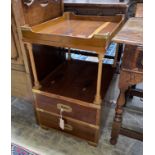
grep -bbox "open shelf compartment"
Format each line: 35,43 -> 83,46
34,60 -> 114,103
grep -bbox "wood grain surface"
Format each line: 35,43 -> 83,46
30,12 -> 122,39
36,60 -> 114,103
135,3 -> 143,17
21,12 -> 124,52
37,110 -> 99,143
112,18 -> 143,46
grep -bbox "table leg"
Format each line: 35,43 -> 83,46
26,43 -> 41,89
110,88 -> 126,145
94,53 -> 104,105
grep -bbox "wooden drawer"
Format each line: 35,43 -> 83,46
35,93 -> 100,125
37,110 -> 99,143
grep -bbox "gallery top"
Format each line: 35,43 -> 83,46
21,12 -> 124,53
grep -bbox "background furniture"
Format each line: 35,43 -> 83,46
64,0 -> 132,17
110,17 -> 143,145
11,4 -> 33,101
126,2 -> 143,100
11,0 -> 64,102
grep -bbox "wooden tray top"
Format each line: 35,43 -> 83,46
21,12 -> 124,52
113,18 -> 143,46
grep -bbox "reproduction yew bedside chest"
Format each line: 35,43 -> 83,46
21,10 -> 124,145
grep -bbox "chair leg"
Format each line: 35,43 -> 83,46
110,89 -> 126,145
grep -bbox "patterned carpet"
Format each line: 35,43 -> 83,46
12,143 -> 38,155
11,74 -> 143,155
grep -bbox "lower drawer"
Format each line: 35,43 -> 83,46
37,110 -> 99,143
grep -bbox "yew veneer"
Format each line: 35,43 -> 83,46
21,12 -> 124,145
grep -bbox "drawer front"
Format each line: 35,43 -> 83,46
35,94 -> 99,125
37,110 -> 98,142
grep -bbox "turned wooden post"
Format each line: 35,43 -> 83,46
26,43 -> 41,89
110,88 -> 126,145
94,53 -> 104,104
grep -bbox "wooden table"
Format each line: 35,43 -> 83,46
110,17 -> 143,145
21,12 -> 124,145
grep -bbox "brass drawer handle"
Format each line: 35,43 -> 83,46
64,124 -> 73,131
57,103 -> 72,113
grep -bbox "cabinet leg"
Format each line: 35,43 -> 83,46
110,89 -> 126,145
26,43 -> 41,89
94,53 -> 104,104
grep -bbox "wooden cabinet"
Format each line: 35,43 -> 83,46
11,3 -> 33,101
11,10 -> 24,66
11,0 -> 64,102
21,11 -> 124,145
11,28 -> 23,65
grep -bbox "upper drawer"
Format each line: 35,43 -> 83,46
35,93 -> 100,125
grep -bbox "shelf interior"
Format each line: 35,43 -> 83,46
39,60 -> 114,103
